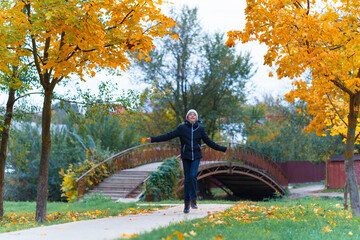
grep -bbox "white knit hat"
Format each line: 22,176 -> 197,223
186,109 -> 198,120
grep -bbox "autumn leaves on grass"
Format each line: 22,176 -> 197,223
155,201 -> 357,240
0,206 -> 158,233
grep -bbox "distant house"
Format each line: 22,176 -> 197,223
327,154 -> 360,189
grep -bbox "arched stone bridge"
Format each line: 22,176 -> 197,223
76,142 -> 288,200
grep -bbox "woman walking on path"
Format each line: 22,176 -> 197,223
146,109 -> 227,213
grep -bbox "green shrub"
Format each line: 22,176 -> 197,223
143,157 -> 182,202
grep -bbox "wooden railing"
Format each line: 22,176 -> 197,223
75,142 -> 180,198
200,142 -> 288,187
75,141 -> 288,198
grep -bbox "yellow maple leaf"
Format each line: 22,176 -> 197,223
189,230 -> 197,236
171,34 -> 179,40
322,225 -> 332,233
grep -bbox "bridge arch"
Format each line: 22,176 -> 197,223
177,143 -> 288,200
182,162 -> 285,200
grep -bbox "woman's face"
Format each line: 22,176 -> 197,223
187,112 -> 197,123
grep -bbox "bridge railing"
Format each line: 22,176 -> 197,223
201,142 -> 288,187
75,141 -> 288,198
75,142 -> 180,198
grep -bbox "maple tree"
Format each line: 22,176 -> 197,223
227,0 -> 360,215
0,68 -> 20,218
0,0 -> 175,222
0,65 -> 36,217
0,1 -> 37,217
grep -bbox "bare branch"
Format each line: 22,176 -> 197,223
355,131 -> 360,142
326,92 -> 348,127
43,35 -> 51,63
25,4 -> 43,85
331,78 -> 354,96
11,91 -> 44,105
307,0 -> 310,15
106,3 -> 140,31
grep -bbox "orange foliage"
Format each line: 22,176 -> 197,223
0,0 -> 176,80
227,0 -> 360,141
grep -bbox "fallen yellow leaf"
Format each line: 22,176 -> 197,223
213,235 -> 224,240
322,225 -> 332,233
189,230 -> 197,236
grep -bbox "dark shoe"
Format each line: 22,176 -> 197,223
191,200 -> 198,209
184,202 -> 190,213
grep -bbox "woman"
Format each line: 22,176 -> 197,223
146,109 -> 227,213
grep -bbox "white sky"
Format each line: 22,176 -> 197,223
170,0 -> 293,101
1,0 -> 293,106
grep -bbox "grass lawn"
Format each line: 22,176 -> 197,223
0,194 -> 163,233
130,197 -> 360,240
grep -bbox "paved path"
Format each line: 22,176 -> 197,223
287,184 -> 343,200
0,204 -> 233,240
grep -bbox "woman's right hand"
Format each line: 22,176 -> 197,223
147,138 -> 151,142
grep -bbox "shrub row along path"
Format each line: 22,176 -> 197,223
0,204 -> 233,240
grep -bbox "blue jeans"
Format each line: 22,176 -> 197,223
182,158 -> 200,202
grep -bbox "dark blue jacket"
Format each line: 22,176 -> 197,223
151,120 -> 227,160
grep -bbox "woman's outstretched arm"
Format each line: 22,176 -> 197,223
149,127 -> 180,143
201,128 -> 227,152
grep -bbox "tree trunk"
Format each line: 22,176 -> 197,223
0,86 -> 16,217
344,180 -> 349,210
344,98 -> 360,216
35,88 -> 53,222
